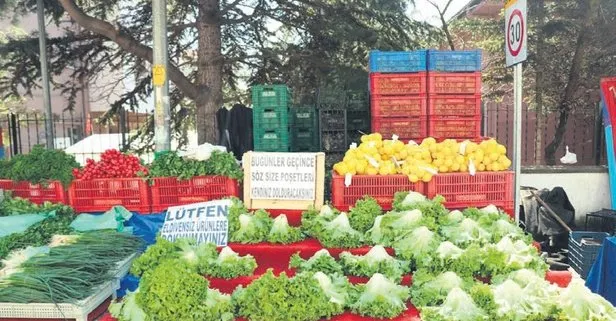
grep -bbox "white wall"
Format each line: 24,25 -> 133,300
520,171 -> 611,226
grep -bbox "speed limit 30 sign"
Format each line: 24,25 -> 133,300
505,0 -> 527,67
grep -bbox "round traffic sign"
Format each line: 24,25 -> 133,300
507,9 -> 525,57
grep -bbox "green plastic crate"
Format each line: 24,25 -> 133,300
291,127 -> 319,152
252,85 -> 291,108
254,128 -> 290,152
289,106 -> 318,130
253,108 -> 289,129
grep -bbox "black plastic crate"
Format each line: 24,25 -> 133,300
320,130 -> 347,152
317,89 -> 347,109
568,231 -> 609,279
346,91 -> 369,111
346,110 -> 371,131
319,109 -> 347,131
347,130 -> 365,145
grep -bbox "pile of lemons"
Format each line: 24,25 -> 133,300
333,133 -> 512,183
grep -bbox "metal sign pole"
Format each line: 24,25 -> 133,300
505,0 -> 527,222
152,0 -> 171,153
513,63 -> 523,222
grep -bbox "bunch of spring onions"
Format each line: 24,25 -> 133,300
0,231 -> 142,303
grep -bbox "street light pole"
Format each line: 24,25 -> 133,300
152,0 -> 171,153
37,0 -> 54,149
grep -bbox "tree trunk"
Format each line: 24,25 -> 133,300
544,0 -> 597,165
196,0 -> 223,144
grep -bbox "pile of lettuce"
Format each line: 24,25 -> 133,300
233,270 -> 411,320
130,237 -> 257,279
415,268 -> 616,321
228,199 -> 304,244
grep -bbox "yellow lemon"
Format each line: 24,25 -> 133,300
478,164 -> 486,171
444,158 -> 454,167
497,145 -> 507,155
483,157 -> 493,165
486,164 -> 493,171
408,174 -> 419,183
489,153 -> 500,162
433,158 -> 444,167
451,163 -> 460,172
460,163 -> 468,172
366,167 -> 378,175
439,165 -> 449,173
356,162 -> 367,175
422,137 -> 437,146
422,173 -> 433,183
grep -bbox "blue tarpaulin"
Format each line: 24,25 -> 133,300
116,212 -> 165,298
586,236 -> 616,305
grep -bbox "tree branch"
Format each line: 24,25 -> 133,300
56,0 -> 201,100
427,0 -> 455,50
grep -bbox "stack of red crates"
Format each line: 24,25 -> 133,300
368,50 -> 428,141
427,50 -> 482,139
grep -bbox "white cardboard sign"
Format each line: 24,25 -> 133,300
249,152 -> 317,200
160,199 -> 231,246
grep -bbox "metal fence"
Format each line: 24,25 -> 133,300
0,111 -> 151,162
0,104 -> 607,167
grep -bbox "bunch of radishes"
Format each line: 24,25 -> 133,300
72,149 -> 148,180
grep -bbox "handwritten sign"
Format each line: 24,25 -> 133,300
160,199 -> 231,246
249,152 -> 317,200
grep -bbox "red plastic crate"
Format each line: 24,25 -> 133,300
428,72 -> 481,95
331,173 -> 425,211
151,176 -> 240,213
11,181 -> 67,204
428,116 -> 481,140
370,95 -> 427,118
69,178 -> 151,213
426,171 -> 514,210
371,116 -> 428,141
369,72 -> 427,96
428,95 -> 481,116
0,179 -> 12,191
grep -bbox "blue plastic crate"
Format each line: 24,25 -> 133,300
427,50 -> 482,72
369,50 -> 427,73
568,231 -> 609,279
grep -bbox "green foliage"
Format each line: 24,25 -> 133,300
350,273 -> 410,318
310,212 -> 364,248
0,195 -> 71,216
267,214 -> 304,244
137,260 -> 234,321
130,236 -> 179,277
232,270 -> 348,321
229,209 -> 273,244
200,247 -> 257,279
348,196 -> 382,233
148,151 -> 242,181
289,250 -> 344,275
1,145 -> 79,187
0,205 -> 74,262
339,246 -> 410,282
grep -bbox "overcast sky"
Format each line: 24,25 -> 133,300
409,0 -> 473,25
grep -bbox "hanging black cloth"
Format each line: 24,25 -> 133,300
216,107 -> 230,149
228,104 -> 253,160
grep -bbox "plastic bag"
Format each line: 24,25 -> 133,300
70,206 -> 133,232
560,146 -> 578,164
0,212 -> 54,238
180,143 -> 227,161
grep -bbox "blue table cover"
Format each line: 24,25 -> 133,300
586,236 -> 616,305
